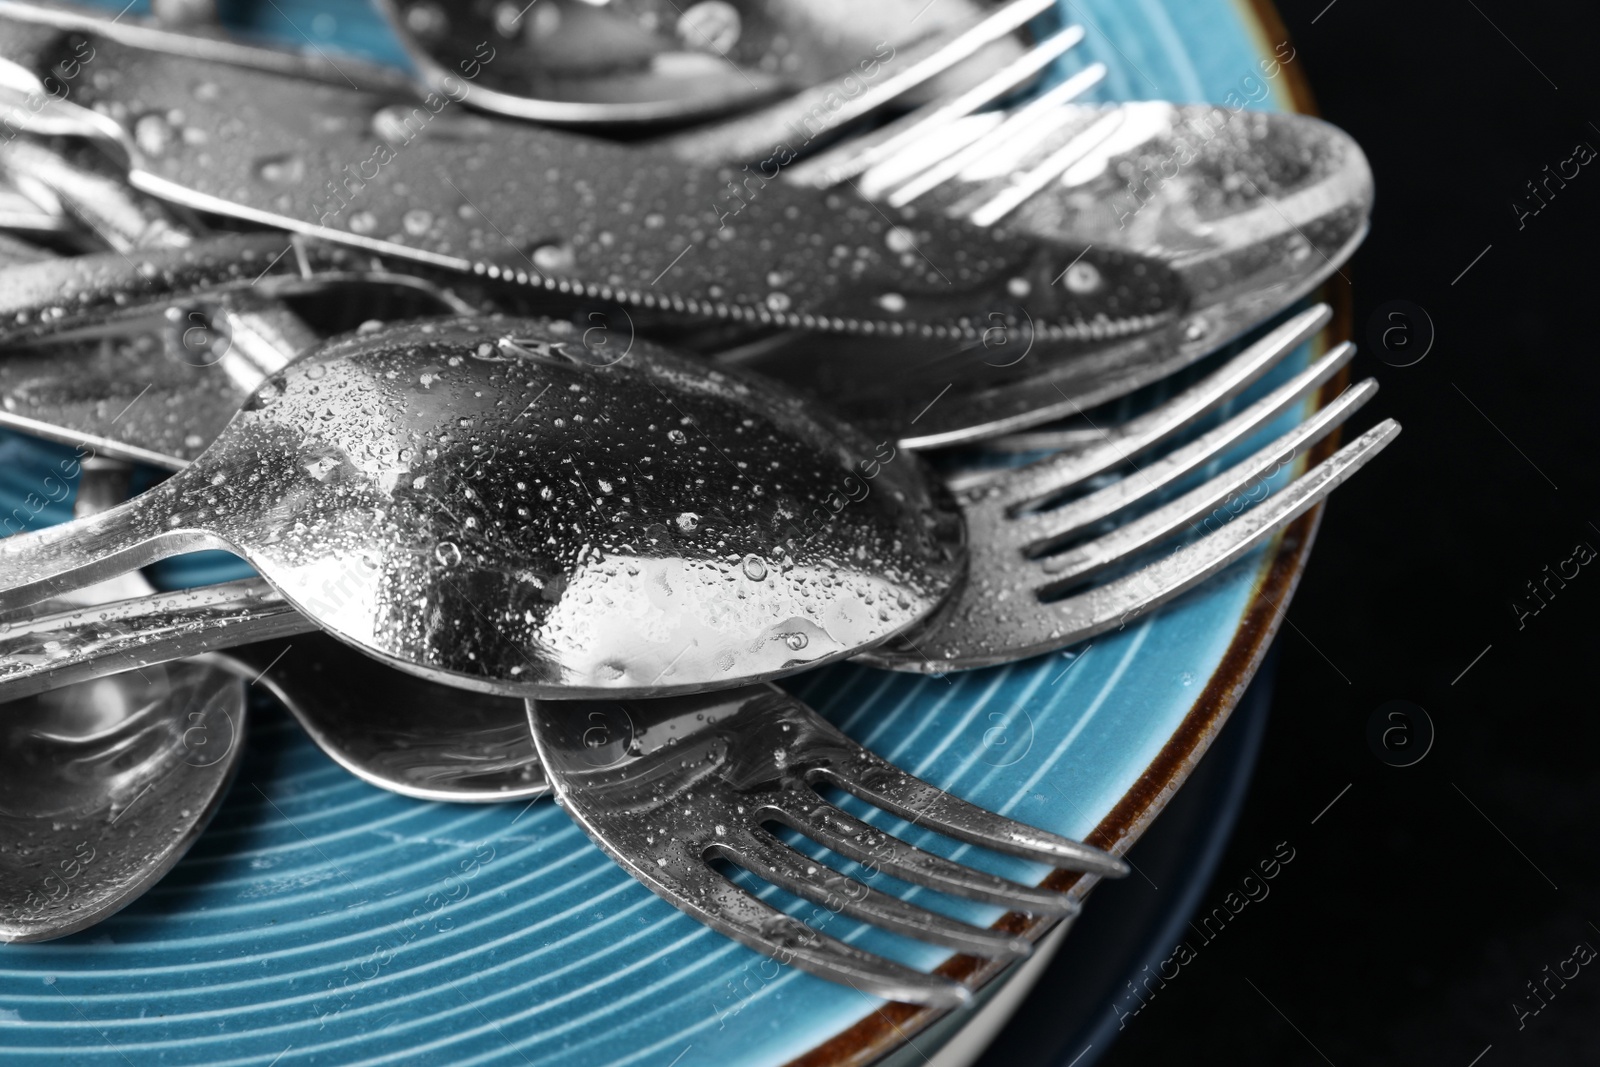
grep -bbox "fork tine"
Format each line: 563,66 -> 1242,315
663,0 -> 1055,164
531,690 -> 987,1006
809,759 -> 1128,875
968,101 -> 1146,226
1008,340 -> 1357,554
794,25 -> 1089,190
716,827 -> 1032,959
799,0 -> 1061,150
843,113 -> 1005,201
883,63 -> 1108,209
948,304 -> 1333,498
1049,420 -> 1402,631
1038,378 -> 1378,591
770,797 -> 1082,915
619,841 -> 972,1006
868,420 -> 1401,672
985,426 -> 1109,453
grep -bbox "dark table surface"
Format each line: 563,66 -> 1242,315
983,1 -> 1600,1063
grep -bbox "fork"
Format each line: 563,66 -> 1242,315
519,308 -> 1396,1004
0,303 -> 1392,698
864,308 -> 1399,670
714,19 -> 1371,448
526,682 -> 1127,1007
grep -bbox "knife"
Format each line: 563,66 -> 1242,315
0,16 -> 1187,347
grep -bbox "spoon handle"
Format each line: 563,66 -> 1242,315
0,578 -> 313,703
0,473 -> 222,612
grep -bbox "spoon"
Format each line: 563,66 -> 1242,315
2,199 -> 533,807
0,656 -> 247,942
0,576 -> 546,803
0,455 -> 521,939
379,0 -> 787,125
212,637 -> 545,803
84,463 -> 541,814
377,0 -> 1026,128
0,459 -> 247,943
0,316 -> 965,696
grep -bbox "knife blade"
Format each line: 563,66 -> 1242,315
0,22 -> 1186,347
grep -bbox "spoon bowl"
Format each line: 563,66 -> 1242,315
0,317 -> 965,697
0,456 -> 248,944
0,659 -> 246,942
377,0 -> 1027,128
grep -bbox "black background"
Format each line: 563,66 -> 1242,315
988,1 -> 1600,1064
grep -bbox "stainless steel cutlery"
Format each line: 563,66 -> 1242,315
530,683 -> 1127,1006
0,303 -> 1395,706
0,0 -> 1397,1007
0,317 -> 965,694
0,15 -> 1174,347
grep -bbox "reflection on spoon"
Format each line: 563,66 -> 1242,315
0,659 -> 246,942
0,460 -> 249,943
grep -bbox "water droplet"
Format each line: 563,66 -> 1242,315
134,113 -> 172,156
667,428 -> 688,444
877,292 -> 906,313
255,154 -> 305,185
1062,261 -> 1102,294
435,541 -> 463,566
783,632 -> 808,651
402,208 -> 434,236
348,211 -> 378,234
678,0 -> 742,52
741,555 -> 767,581
675,512 -> 700,533
404,0 -> 449,37
531,243 -> 575,273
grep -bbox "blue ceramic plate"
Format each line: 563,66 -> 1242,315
0,2 -> 1332,1064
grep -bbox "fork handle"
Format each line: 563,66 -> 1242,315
0,578 -> 311,703
0,471 -> 219,612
